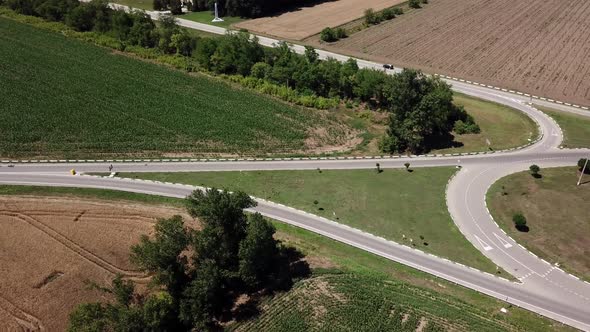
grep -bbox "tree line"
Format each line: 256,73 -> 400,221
68,189 -> 309,331
4,0 -> 479,153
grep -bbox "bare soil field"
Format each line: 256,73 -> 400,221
0,197 -> 188,331
327,0 -> 590,106
234,0 -> 405,40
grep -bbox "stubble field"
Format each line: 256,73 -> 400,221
330,0 -> 590,106
234,0 -> 405,40
0,196 -> 188,331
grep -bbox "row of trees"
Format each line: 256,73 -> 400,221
5,0 -> 195,53
68,189 -> 307,331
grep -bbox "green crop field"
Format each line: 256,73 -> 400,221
115,168 -> 500,274
0,17 -> 351,159
0,185 -> 571,331
537,106 -> 590,148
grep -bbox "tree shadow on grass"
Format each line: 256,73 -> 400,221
532,174 -> 542,179
515,225 -> 530,233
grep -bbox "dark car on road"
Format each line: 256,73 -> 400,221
383,64 -> 393,69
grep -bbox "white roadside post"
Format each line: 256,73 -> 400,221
212,2 -> 224,22
577,158 -> 589,186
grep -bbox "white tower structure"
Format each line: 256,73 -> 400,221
212,2 -> 224,22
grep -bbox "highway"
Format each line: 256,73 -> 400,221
3,5 -> 590,331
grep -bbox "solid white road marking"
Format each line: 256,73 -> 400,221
493,233 -> 513,248
474,235 -> 494,251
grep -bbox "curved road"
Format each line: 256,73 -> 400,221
3,7 -> 590,330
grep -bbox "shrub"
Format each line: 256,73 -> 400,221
320,27 -> 337,42
529,164 -> 540,178
381,8 -> 395,20
250,62 -> 271,79
335,27 -> 347,39
512,213 -> 527,231
364,8 -> 379,25
409,0 -> 420,9
392,7 -> 403,15
578,158 -> 590,174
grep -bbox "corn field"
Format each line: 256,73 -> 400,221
0,18 -> 349,159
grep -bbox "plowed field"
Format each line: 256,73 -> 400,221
234,0 -> 405,40
0,197 -> 188,331
330,0 -> 590,106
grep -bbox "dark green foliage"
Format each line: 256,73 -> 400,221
453,115 -> 481,134
409,0 -> 420,9
364,8 -> 378,25
381,69 -> 473,154
131,215 -> 191,296
529,164 -> 541,177
169,0 -> 182,14
335,27 -> 347,39
69,189 -> 303,330
579,158 -> 590,174
393,7 -> 403,15
381,7 -> 395,20
209,32 -> 264,76
513,213 -> 527,231
320,27 -> 337,42
239,214 -> 280,289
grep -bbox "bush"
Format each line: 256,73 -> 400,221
392,7 -> 403,15
335,27 -> 347,39
320,27 -> 337,42
579,158 -> 590,174
250,62 -> 271,79
529,164 -> 540,178
364,8 -> 379,25
381,8 -> 395,20
454,119 -> 481,135
512,213 -> 527,231
409,0 -> 420,9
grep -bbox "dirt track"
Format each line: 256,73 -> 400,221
328,0 -> 590,106
235,0 -> 405,40
0,197 -> 188,331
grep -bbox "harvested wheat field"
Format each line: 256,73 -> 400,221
235,0 -> 405,40
0,196 -> 189,331
329,0 -> 590,106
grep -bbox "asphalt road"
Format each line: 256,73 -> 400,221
4,5 -> 590,330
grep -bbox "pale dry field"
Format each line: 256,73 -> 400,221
0,197 -> 189,331
330,0 -> 590,106
235,0 -> 405,40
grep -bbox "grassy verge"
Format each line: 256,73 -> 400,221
537,106 -> 590,148
0,16 -> 352,159
435,94 -> 538,154
0,184 -> 572,331
487,167 -> 590,281
177,11 -> 244,28
114,168 -> 500,274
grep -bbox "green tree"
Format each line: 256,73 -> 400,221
186,188 -> 255,270
320,27 -> 337,42
179,259 -> 226,330
131,215 -> 191,296
304,45 -> 319,64
238,213 -> 279,289
364,8 -> 379,25
127,11 -> 157,47
170,0 -> 182,14
409,0 -> 420,8
513,213 -> 527,231
68,303 -> 111,332
529,164 -> 541,177
250,61 -> 271,79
